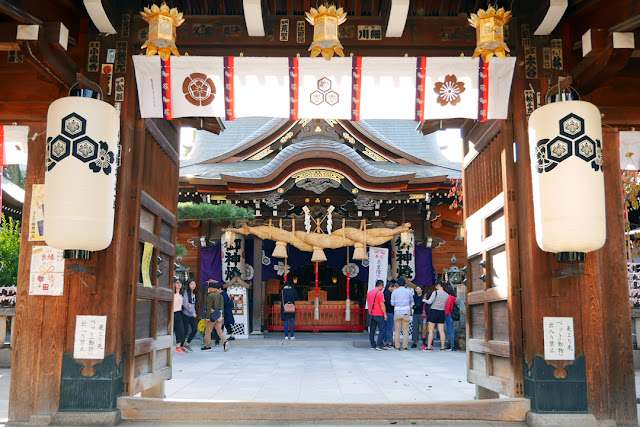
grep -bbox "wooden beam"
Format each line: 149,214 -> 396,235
118,397 -> 531,422
16,24 -> 79,88
0,23 -> 19,51
0,0 -> 43,25
571,32 -> 634,95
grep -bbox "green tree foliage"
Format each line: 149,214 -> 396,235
177,202 -> 254,223
0,214 -> 20,287
3,165 -> 26,189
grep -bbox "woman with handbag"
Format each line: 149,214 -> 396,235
281,280 -> 299,340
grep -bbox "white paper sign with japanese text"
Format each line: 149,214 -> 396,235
74,315 -> 107,360
366,247 -> 388,308
543,316 -> 575,361
29,245 -> 65,296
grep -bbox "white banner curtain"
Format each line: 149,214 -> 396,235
423,57 -> 480,120
233,57 -> 290,119
132,55 -> 163,118
297,57 -> 353,120
359,57 -> 417,120
132,55 -> 516,121
169,56 -> 226,119
488,57 -> 517,120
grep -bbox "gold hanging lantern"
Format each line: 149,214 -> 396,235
140,2 -> 185,61
468,6 -> 511,63
306,4 -> 347,61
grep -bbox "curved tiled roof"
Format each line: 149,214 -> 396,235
222,139 -> 413,182
180,117 -> 283,167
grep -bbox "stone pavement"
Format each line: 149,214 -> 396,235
166,333 -> 474,403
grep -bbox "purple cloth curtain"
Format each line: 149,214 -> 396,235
200,242 -> 223,284
413,244 -> 436,288
200,239 -> 435,286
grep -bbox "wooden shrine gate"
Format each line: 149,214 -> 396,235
462,120 -> 524,398
123,119 -> 181,397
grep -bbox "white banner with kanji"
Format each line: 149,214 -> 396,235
366,247 -> 389,308
133,55 -> 516,122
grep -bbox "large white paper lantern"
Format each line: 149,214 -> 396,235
44,94 -> 119,253
390,232 -> 416,280
221,232 -> 245,282
528,100 -> 606,257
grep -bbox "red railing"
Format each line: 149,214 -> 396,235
267,305 -> 366,332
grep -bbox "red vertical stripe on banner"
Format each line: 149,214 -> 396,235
479,60 -> 489,122
161,58 -> 173,120
289,57 -> 299,120
351,57 -> 362,122
415,57 -> 426,122
224,57 -> 235,121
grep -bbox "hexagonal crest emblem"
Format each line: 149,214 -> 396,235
559,113 -> 584,139
325,91 -> 339,106
317,77 -> 332,92
574,136 -> 596,162
547,136 -> 572,163
72,136 -> 99,163
61,113 -> 86,139
50,135 -> 71,162
310,91 -> 324,106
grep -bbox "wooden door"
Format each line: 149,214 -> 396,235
124,119 -> 180,396
462,122 -> 523,397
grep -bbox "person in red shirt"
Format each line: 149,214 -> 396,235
444,284 -> 458,351
367,280 -> 387,351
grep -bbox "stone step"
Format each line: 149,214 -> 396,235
118,397 -> 531,423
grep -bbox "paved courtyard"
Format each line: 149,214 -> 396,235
166,333 -> 474,403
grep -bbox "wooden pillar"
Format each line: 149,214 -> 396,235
511,66 -> 636,423
251,238 -> 264,334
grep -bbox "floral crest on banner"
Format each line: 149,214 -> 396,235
434,75 -> 465,106
274,260 -> 290,276
342,262 -> 359,277
242,264 -> 254,281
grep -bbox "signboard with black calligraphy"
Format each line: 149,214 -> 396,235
543,317 -> 575,361
73,315 -> 107,360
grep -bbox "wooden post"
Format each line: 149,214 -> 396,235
511,65 -> 637,423
251,238 -> 263,334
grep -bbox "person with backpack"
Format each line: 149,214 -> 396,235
281,280 -> 299,340
202,282 -> 229,352
444,284 -> 458,351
